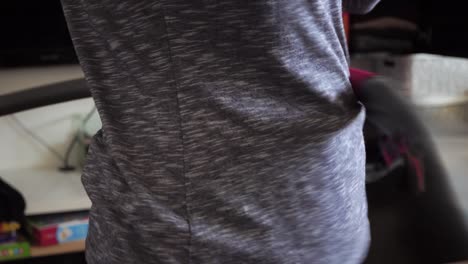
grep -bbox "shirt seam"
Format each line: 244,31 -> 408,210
159,4 -> 193,264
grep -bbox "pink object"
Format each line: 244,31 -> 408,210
349,68 -> 376,93
33,226 -> 58,246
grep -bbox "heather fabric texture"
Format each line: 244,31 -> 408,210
62,0 -> 379,263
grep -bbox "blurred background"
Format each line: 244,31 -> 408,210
0,0 -> 467,263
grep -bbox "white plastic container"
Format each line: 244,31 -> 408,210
352,53 -> 468,99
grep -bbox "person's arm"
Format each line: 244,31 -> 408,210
342,0 -> 381,14
352,69 -> 468,263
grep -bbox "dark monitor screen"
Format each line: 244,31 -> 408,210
0,1 -> 78,67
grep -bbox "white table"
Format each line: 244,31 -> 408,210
0,168 -> 91,215
433,136 -> 468,216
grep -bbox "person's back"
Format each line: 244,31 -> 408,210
62,0 -> 380,263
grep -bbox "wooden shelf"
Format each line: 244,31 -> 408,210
30,240 -> 85,258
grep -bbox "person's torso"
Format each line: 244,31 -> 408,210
62,0 -> 370,263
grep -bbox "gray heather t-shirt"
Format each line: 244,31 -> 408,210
62,0 -> 380,263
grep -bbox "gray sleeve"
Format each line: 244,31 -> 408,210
343,0 -> 381,14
